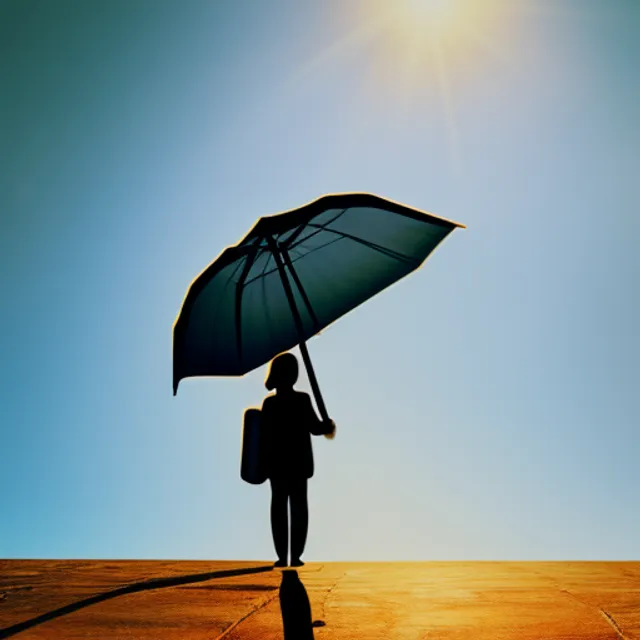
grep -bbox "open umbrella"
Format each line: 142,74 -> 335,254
173,192 -> 464,420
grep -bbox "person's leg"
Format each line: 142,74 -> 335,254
270,478 -> 289,566
289,478 -> 308,565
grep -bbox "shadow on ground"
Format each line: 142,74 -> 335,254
280,569 -> 325,639
0,565 -> 273,639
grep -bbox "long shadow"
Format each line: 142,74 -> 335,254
280,570 -> 323,640
0,564 -> 273,639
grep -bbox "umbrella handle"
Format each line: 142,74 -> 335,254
268,237 -> 331,423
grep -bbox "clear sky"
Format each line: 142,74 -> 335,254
1,0 -> 638,561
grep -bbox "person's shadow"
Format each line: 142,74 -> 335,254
279,570 -> 325,639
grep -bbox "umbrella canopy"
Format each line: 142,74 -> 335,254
173,192 -> 464,399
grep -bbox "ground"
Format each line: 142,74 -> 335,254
1,560 -> 639,639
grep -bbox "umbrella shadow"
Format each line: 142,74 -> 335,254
0,565 -> 273,639
279,570 -> 325,640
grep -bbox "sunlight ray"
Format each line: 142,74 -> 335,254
287,18 -> 383,89
460,21 -> 516,68
429,35 -> 460,174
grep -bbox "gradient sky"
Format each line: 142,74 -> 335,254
1,0 -> 638,561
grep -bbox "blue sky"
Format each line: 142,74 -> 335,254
1,0 -> 638,560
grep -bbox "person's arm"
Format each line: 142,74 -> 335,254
304,394 -> 336,437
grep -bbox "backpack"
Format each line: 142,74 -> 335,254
240,408 -> 268,484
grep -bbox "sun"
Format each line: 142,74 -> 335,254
292,0 -> 511,96
394,0 -> 464,35
368,0 -> 507,58
348,0 -> 511,115
288,0 -> 514,168
325,0 -> 511,166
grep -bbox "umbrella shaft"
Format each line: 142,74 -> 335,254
298,339 -> 329,422
268,237 -> 330,422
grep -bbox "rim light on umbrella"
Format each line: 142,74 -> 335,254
173,192 -> 465,420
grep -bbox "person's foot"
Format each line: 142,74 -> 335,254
274,559 -> 287,568
290,558 -> 305,567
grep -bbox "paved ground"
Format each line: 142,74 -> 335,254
1,560 -> 639,639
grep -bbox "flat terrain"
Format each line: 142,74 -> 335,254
1,560 -> 639,639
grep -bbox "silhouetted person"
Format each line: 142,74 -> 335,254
261,353 -> 335,567
279,570 -> 315,639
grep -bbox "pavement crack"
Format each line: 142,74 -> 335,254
213,591 -> 280,639
558,589 -> 629,640
600,609 -> 628,640
318,570 -> 347,621
559,589 -> 591,607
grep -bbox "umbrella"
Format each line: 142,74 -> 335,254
173,192 -> 464,420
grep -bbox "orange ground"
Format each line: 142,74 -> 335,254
1,560 -> 639,639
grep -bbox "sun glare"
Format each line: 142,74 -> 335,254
374,0 -> 507,56
356,0 -> 510,107
400,0 -> 462,33
342,0 -> 511,165
289,0 -> 515,169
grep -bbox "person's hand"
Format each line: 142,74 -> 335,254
324,419 -> 336,440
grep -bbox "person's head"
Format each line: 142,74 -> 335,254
265,352 -> 299,391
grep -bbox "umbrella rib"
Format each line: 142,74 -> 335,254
261,262 -> 275,350
281,246 -> 321,333
306,223 -> 420,267
287,226 -> 326,252
283,207 -> 348,249
235,246 -> 260,364
242,235 -> 345,288
259,250 -> 273,277
282,223 -> 311,249
290,234 -> 344,257
206,251 -> 249,339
